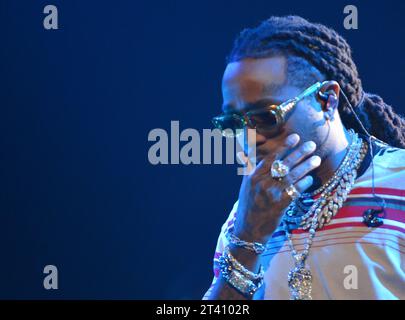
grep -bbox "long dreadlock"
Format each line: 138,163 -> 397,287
227,16 -> 405,148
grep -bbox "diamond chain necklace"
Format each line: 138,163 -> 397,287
283,130 -> 368,300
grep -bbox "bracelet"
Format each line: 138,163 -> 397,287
222,246 -> 264,280
225,228 -> 268,254
218,246 -> 264,298
221,268 -> 259,298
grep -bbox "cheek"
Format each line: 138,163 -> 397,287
288,103 -> 323,130
286,104 -> 330,154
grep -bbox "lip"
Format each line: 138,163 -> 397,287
256,143 -> 270,154
256,141 -> 266,147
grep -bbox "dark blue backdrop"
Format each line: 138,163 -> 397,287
0,0 -> 404,299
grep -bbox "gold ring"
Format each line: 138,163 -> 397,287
285,184 -> 301,200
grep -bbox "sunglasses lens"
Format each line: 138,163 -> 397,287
248,108 -> 278,131
212,114 -> 245,137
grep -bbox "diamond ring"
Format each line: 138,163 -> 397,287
271,160 -> 290,179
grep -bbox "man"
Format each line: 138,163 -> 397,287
203,16 -> 405,300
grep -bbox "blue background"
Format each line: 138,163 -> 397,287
0,0 -> 404,299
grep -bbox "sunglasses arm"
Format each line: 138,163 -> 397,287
276,81 -> 325,123
274,99 -> 297,123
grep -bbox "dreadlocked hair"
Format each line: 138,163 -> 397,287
227,15 -> 405,148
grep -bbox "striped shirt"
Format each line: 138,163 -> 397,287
204,141 -> 405,299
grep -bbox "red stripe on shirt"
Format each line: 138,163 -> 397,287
350,187 -> 404,197
292,221 -> 404,234
266,240 -> 405,256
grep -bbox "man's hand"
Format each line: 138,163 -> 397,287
234,133 -> 321,243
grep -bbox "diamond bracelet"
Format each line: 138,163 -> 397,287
225,229 -> 268,254
218,246 -> 264,298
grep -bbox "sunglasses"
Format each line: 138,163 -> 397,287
212,82 -> 324,137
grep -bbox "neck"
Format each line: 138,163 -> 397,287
308,126 -> 351,193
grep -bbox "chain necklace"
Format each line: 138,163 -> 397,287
282,130 -> 368,300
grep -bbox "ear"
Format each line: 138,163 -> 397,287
317,80 -> 340,111
317,81 -> 340,107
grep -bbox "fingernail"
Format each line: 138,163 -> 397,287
311,155 -> 321,166
304,141 -> 317,152
287,133 -> 300,146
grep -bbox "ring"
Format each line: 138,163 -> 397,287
271,160 -> 290,179
285,184 -> 301,200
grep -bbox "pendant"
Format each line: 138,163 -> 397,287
288,264 -> 313,300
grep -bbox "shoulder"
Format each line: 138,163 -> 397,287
373,142 -> 405,170
356,141 -> 405,192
